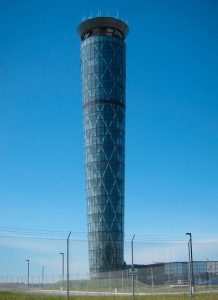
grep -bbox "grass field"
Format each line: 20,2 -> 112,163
42,279 -> 218,294
0,292 -> 218,300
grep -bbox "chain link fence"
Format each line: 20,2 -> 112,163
0,232 -> 218,297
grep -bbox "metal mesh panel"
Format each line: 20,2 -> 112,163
0,233 -> 218,299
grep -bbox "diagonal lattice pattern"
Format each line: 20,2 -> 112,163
81,35 -> 126,277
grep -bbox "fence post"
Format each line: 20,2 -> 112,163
67,231 -> 71,300
131,234 -> 135,300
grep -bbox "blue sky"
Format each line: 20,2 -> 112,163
0,0 -> 218,245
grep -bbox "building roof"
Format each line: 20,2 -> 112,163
77,17 -> 129,40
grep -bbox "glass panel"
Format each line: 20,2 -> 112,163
81,34 -> 126,275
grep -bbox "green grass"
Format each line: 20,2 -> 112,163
0,292 -> 218,300
43,279 -> 217,295
0,292 -> 61,300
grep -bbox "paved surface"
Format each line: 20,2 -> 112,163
30,289 -> 218,296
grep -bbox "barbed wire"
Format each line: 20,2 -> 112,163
0,226 -> 218,243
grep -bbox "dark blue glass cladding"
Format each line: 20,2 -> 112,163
81,35 -> 126,277
81,36 -> 126,105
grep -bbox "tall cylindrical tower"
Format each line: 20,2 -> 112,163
77,17 -> 128,277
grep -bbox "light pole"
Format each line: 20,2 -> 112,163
67,231 -> 71,300
26,259 -> 30,291
206,258 -> 212,289
186,233 -> 194,297
42,266 -> 45,286
186,237 -> 192,300
150,266 -> 154,292
131,234 -> 135,300
60,252 -> 64,289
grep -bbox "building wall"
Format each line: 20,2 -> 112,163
135,261 -> 218,285
81,34 -> 126,277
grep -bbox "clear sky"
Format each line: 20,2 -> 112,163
0,0 -> 218,245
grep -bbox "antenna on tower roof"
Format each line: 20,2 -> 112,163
116,10 -> 119,19
89,11 -> 93,19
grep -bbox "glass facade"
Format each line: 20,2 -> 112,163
135,261 -> 218,286
79,20 -> 127,278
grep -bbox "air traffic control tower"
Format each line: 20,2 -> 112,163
77,17 -> 128,278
